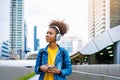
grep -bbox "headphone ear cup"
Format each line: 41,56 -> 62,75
56,34 -> 61,41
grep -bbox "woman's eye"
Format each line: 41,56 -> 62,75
49,32 -> 53,35
46,32 -> 53,35
46,32 -> 49,34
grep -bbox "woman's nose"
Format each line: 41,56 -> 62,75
46,34 -> 49,37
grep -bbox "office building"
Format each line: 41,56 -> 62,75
9,0 -> 24,57
88,0 -> 120,40
60,37 -> 82,56
80,0 -> 120,64
24,21 -> 27,54
60,37 -> 73,55
0,41 -> 9,59
34,26 -> 39,51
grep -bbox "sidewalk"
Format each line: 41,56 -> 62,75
29,75 -> 39,80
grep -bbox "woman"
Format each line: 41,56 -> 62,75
35,20 -> 72,80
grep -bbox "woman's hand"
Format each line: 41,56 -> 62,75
40,65 -> 61,74
47,66 -> 61,74
39,65 -> 48,73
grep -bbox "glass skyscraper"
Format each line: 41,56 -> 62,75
9,0 -> 24,55
24,21 -> 27,54
0,41 -> 9,59
34,26 -> 39,51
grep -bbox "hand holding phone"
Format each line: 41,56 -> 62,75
47,65 -> 54,69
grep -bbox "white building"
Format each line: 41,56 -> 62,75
9,0 -> 24,56
59,36 -> 83,56
88,0 -> 120,40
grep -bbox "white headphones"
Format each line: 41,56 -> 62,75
53,26 -> 61,41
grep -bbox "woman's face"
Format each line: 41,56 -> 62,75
46,28 -> 57,43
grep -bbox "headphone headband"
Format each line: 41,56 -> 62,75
52,26 -> 61,34
49,25 -> 61,41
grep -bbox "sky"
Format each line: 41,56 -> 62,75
0,0 -> 9,42
24,0 -> 88,51
0,0 -> 88,51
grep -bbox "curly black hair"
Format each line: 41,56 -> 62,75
49,20 -> 69,36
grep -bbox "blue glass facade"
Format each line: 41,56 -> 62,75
34,26 -> 39,51
24,21 -> 27,54
0,41 -> 9,59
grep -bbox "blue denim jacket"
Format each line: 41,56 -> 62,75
34,45 -> 72,80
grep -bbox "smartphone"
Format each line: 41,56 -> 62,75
47,65 -> 54,69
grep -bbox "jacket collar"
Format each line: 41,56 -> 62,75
42,44 -> 65,53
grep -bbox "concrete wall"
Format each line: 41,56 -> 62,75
0,66 -> 34,80
67,65 -> 120,80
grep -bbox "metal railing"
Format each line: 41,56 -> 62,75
67,70 -> 120,80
